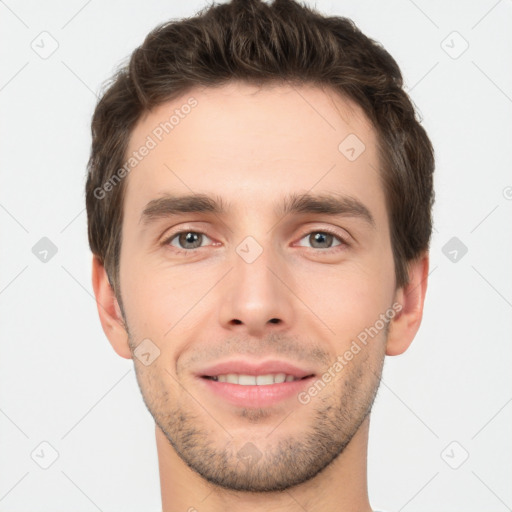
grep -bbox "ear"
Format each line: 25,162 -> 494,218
386,252 -> 429,356
91,256 -> 132,359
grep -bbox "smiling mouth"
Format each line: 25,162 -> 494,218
202,373 -> 315,385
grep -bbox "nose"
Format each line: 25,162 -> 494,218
218,244 -> 295,337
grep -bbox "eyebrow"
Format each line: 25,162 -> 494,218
140,192 -> 375,228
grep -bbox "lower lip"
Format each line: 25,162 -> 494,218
198,376 -> 315,408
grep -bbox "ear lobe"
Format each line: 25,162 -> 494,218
91,256 -> 132,360
386,253 -> 430,356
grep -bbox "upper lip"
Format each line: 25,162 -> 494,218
197,359 -> 316,379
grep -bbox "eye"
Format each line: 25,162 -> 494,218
296,230 -> 347,250
165,231 -> 213,251
162,228 -> 348,254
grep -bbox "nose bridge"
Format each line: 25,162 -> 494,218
218,233 -> 294,335
235,235 -> 276,295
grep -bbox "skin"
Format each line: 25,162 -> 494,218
92,81 -> 429,512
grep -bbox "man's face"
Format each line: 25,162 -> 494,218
117,82 -> 398,491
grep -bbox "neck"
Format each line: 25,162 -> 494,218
157,416 -> 373,512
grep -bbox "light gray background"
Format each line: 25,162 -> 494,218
1,1 -> 511,511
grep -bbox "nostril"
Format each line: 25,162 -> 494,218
269,318 -> 280,324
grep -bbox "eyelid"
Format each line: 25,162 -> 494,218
160,223 -> 212,243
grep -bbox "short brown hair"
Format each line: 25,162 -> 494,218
86,0 -> 434,297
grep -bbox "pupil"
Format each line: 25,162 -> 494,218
312,232 -> 331,248
181,232 -> 200,248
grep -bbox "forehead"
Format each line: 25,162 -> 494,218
123,81 -> 385,222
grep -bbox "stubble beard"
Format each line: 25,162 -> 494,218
130,334 -> 385,492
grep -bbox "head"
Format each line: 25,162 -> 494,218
87,0 -> 434,493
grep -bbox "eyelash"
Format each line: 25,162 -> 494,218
162,227 -> 350,255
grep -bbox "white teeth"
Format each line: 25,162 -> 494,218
238,375 -> 257,385
211,373 -> 299,385
226,374 -> 238,384
256,374 -> 275,385
274,373 -> 286,383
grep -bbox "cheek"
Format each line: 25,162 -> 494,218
120,256 -> 214,339
294,256 -> 395,341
